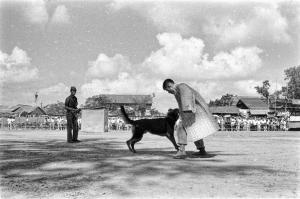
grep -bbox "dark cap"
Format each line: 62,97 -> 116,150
70,86 -> 77,91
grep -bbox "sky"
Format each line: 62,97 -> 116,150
0,0 -> 299,112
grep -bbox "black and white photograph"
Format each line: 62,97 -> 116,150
0,0 -> 299,198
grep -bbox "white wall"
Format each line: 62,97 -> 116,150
81,109 -> 108,133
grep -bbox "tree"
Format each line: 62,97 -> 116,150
284,65 -> 300,99
84,95 -> 111,109
209,93 -> 236,106
255,80 -> 270,101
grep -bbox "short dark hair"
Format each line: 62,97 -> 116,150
162,79 -> 174,90
70,86 -> 77,91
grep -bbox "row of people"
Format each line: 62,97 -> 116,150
1,115 -> 290,132
0,117 -> 82,130
216,116 -> 289,131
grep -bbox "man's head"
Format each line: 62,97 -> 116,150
162,79 -> 176,94
70,86 -> 77,96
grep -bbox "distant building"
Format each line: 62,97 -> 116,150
84,94 -> 153,117
209,106 -> 240,116
236,97 -> 269,116
11,105 -> 46,117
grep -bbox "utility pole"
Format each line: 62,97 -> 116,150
285,84 -> 289,113
34,92 -> 38,107
275,80 -> 277,114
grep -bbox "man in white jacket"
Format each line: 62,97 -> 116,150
163,79 -> 219,159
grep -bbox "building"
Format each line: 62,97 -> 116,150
209,106 -> 240,116
11,105 -> 46,117
84,94 -> 153,116
236,97 -> 269,117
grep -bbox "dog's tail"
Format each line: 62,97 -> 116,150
120,106 -> 136,125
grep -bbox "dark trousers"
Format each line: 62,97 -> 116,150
194,139 -> 205,150
66,113 -> 78,141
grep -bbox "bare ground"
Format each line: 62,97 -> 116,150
0,129 -> 299,199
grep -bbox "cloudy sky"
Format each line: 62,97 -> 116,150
0,0 -> 299,112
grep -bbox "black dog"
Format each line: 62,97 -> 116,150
120,106 -> 179,153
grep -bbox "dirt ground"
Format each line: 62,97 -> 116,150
0,129 -> 299,199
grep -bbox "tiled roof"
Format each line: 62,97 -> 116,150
12,105 -> 47,115
85,94 -> 153,108
209,106 -> 240,114
11,104 -> 33,112
238,97 -> 269,109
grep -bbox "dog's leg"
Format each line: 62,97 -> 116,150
126,127 -> 136,153
166,128 -> 179,151
166,135 -> 179,151
126,140 -> 134,153
130,128 -> 144,153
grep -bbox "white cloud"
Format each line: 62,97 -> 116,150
203,4 -> 291,45
81,72 -> 159,99
86,54 -> 131,79
108,0 -> 133,11
146,3 -> 191,35
202,18 -> 249,45
0,47 -> 38,83
252,5 -> 290,43
24,0 -> 49,25
51,5 -> 71,24
109,2 -> 292,44
81,32 -> 266,112
24,1 -> 70,25
39,82 -> 69,95
38,82 -> 69,104
0,47 -> 38,104
142,33 -> 263,80
108,1 -> 191,35
234,79 -> 283,96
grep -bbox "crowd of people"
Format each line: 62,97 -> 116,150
0,115 -> 290,132
108,117 -> 135,131
216,116 -> 289,131
0,116 -> 82,130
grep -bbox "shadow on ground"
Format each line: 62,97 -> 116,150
0,137 -> 295,197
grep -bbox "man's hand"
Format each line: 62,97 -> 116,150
75,108 -> 81,113
181,111 -> 195,128
71,108 -> 81,114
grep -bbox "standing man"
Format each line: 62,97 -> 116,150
65,86 -> 81,143
163,79 -> 219,159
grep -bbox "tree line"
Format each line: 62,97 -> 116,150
209,65 -> 300,106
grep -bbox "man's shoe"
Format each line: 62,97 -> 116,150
72,140 -> 81,143
173,150 -> 187,159
67,140 -> 74,143
192,148 -> 207,156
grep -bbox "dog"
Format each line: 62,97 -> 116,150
120,106 -> 179,153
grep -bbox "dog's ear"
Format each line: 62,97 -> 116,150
167,108 -> 179,121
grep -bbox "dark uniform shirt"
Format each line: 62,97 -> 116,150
65,95 -> 78,115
